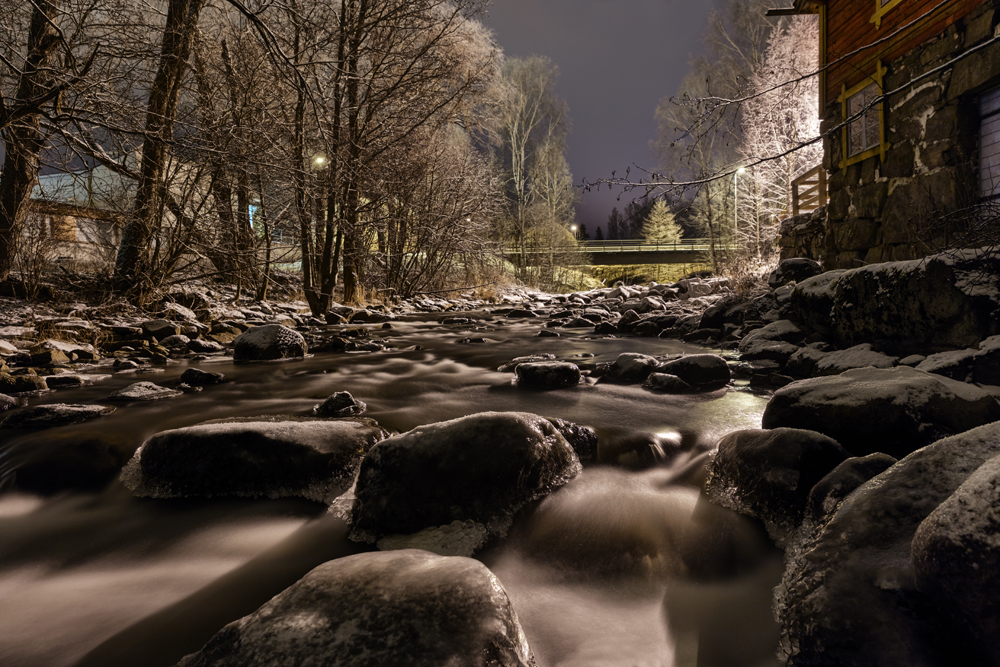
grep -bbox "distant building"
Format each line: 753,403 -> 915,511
771,0 -> 998,267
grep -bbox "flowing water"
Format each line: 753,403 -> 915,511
0,313 -> 781,667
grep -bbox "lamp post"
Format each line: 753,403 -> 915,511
570,224 -> 578,241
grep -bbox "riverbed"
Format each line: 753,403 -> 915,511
0,312 -> 781,667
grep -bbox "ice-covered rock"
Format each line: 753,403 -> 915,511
497,354 -> 555,372
108,381 -> 183,402
762,366 -> 1000,457
0,372 -> 47,393
313,391 -> 367,417
514,361 -> 582,389
546,417 -> 598,462
788,269 -> 847,336
232,324 -> 307,362
705,428 -> 850,546
175,550 -> 535,667
121,417 -> 388,502
141,319 -> 181,341
0,403 -> 115,429
656,353 -> 731,389
912,454 -> 1000,663
775,421 -> 1000,667
784,343 -> 830,377
813,343 -> 898,375
601,352 -> 660,384
187,338 -> 225,354
349,412 -> 581,551
0,393 -> 15,411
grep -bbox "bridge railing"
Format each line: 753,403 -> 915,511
501,239 -> 713,254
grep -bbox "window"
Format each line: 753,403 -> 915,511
839,62 -> 889,168
980,87 -> 1000,199
848,83 -> 881,156
871,0 -> 904,29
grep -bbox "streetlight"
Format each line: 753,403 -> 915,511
734,167 -> 746,238
570,224 -> 578,241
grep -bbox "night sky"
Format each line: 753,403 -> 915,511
480,0 -> 722,234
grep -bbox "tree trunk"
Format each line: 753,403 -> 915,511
0,0 -> 63,283
114,0 -> 205,293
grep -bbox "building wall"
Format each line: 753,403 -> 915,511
806,0 -> 1000,268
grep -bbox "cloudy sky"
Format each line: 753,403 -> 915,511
480,0 -> 722,235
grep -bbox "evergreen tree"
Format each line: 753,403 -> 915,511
578,223 -> 590,240
607,207 -> 622,240
595,227 -> 605,241
642,199 -> 683,244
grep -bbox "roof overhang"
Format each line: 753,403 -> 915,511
766,0 -> 825,16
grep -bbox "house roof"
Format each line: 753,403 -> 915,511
766,0 -> 825,16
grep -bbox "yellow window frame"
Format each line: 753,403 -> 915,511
839,61 -> 890,169
871,0 -> 904,30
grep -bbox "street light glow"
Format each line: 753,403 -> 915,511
314,156 -> 326,165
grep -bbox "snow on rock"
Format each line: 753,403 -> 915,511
785,344 -> 831,378
912,454 -> 1000,663
175,550 -> 534,667
915,348 -> 977,381
107,381 -> 183,402
642,372 -> 693,393
0,393 -> 15,411
497,354 -> 555,373
121,417 -> 388,502
349,412 -> 581,551
313,391 -> 367,417
762,366 -> 1000,458
705,428 -> 850,546
514,361 -> 582,389
793,251 -> 1000,352
232,324 -> 307,362
160,302 -> 198,321
656,353 -> 731,389
0,404 -> 115,429
813,343 -> 898,375
775,421 -> 1000,667
600,352 -> 661,384
0,339 -> 17,355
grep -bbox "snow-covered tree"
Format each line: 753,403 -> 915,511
738,14 -> 821,258
642,199 -> 683,244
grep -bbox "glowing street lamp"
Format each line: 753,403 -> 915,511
570,224 -> 578,240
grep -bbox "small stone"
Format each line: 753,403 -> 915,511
179,368 -> 225,386
515,361 -> 582,389
107,381 -> 183,402
0,404 -> 115,429
313,391 -> 367,417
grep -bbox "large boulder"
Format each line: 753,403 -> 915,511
232,324 -> 307,362
349,412 -> 581,552
121,417 -> 388,503
813,343 -> 898,375
804,453 -> 897,523
762,366 -> 1000,458
912,454 -> 1000,663
791,250 -> 1000,352
705,428 -> 850,545
656,354 -> 731,390
175,550 -> 535,667
775,421 -> 1000,667
600,352 -> 660,384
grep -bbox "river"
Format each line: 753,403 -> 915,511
0,311 -> 781,667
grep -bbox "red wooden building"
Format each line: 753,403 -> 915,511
772,0 -> 1000,267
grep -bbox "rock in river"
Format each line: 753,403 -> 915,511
121,417 -> 388,503
761,366 -> 1000,458
706,428 -> 850,546
175,550 -> 535,667
656,353 -> 731,390
313,391 -> 367,417
232,324 -> 307,362
0,404 -> 115,429
108,381 -> 183,402
514,361 -> 582,389
349,412 -> 581,551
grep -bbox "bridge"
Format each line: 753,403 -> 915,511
503,239 -> 718,266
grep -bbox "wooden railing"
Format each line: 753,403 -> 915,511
792,165 -> 828,216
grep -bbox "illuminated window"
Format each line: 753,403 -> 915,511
839,62 -> 889,168
871,0 -> 904,29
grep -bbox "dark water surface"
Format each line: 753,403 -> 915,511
0,314 -> 780,667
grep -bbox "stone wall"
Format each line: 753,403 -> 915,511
790,3 -> 1000,269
